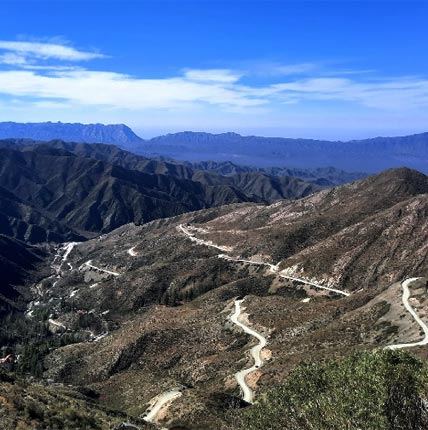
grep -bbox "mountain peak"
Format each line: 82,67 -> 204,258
365,167 -> 428,194
0,121 -> 144,147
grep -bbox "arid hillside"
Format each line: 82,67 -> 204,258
185,167 -> 428,292
9,167 -> 427,429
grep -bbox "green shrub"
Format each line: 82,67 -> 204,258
239,350 -> 428,430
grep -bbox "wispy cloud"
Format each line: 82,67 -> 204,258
272,77 -> 428,109
1,68 -> 427,112
0,52 -> 27,66
184,68 -> 243,83
0,69 -> 268,109
0,40 -> 105,61
0,38 -> 427,123
267,62 -> 316,76
0,39 -> 103,76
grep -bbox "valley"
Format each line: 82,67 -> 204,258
1,167 -> 427,429
1,1 -> 427,428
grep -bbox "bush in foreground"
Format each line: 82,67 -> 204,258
239,350 -> 428,430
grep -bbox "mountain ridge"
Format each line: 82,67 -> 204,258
2,166 -> 428,429
0,142 -> 322,244
23,166 -> 428,429
1,121 -> 428,172
0,121 -> 144,147
8,138 -> 365,187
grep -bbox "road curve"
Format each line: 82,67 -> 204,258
230,298 -> 267,403
386,277 -> 428,350
128,246 -> 138,257
48,318 -> 67,330
179,224 -> 230,252
179,224 -> 349,296
279,274 -> 350,297
143,389 -> 183,424
82,260 -> 120,276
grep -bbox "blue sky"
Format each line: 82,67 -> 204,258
0,0 -> 427,139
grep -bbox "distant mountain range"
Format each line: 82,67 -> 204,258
143,131 -> 428,172
0,121 -> 143,147
0,121 -> 427,172
182,160 -> 365,186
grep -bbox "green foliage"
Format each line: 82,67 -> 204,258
16,332 -> 82,377
0,310 -> 83,377
0,312 -> 49,346
239,350 -> 428,430
0,376 -> 128,430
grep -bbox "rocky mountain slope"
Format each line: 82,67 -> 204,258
181,168 -> 428,292
0,142 -> 320,244
183,160 -> 367,186
0,235 -> 47,317
8,167 -> 428,429
0,368 -> 150,430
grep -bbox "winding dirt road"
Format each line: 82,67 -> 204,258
27,225 -> 428,427
230,298 -> 267,403
48,318 -> 67,330
178,223 -> 352,402
143,389 -> 183,424
179,223 -> 428,396
278,274 -> 350,296
179,224 -> 349,297
178,224 -> 231,252
385,277 -> 428,350
81,260 -> 120,276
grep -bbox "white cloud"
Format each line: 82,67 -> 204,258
272,77 -> 428,109
0,69 -> 267,109
0,52 -> 27,65
0,40 -> 105,63
0,39 -> 427,132
270,63 -> 316,75
184,68 -> 243,83
0,67 -> 427,113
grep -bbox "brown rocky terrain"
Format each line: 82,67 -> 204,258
184,168 -> 428,292
3,167 -> 428,429
8,169 -> 422,429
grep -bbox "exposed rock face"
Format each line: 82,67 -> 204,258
181,168 -> 428,292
